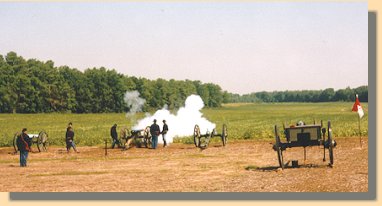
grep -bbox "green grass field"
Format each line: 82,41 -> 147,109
0,102 -> 368,147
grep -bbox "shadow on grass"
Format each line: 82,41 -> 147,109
246,162 -> 329,171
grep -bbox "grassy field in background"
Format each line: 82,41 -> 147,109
0,102 -> 368,147
202,102 -> 368,143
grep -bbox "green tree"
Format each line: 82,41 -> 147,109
319,88 -> 335,102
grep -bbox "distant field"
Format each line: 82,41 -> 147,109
0,102 -> 368,147
203,102 -> 368,142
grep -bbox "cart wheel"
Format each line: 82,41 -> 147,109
274,125 -> 284,169
119,137 -> 127,149
193,125 -> 201,147
37,131 -> 48,152
119,127 -> 129,149
328,121 -> 334,166
144,126 -> 152,148
221,124 -> 228,146
13,132 -> 20,153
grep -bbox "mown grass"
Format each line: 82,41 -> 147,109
0,102 -> 368,147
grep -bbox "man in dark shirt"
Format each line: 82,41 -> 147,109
150,119 -> 160,149
110,124 -> 120,149
66,125 -> 79,153
162,120 -> 169,147
16,128 -> 32,167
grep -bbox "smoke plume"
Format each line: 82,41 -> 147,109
124,91 -> 146,118
132,94 -> 216,144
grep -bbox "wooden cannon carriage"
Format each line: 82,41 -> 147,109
273,121 -> 337,169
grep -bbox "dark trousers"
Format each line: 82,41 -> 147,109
66,141 -> 77,152
20,150 -> 28,167
112,138 -> 120,148
152,135 -> 158,149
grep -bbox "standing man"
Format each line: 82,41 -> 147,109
150,119 -> 160,149
65,122 -> 72,152
110,124 -> 120,149
16,128 -> 32,167
162,120 -> 169,147
66,124 -> 79,153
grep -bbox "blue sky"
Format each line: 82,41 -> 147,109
0,2 -> 368,94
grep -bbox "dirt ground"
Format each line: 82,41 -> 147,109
0,137 -> 368,192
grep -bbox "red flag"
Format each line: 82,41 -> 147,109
352,94 -> 364,118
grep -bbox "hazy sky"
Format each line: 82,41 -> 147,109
0,2 -> 368,94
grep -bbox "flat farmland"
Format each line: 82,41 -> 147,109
0,137 -> 368,192
0,102 -> 369,146
0,102 -> 369,192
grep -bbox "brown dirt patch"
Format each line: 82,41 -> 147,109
0,137 -> 368,192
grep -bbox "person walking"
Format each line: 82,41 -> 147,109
110,124 -> 120,149
150,119 -> 160,149
66,124 -> 79,153
162,120 -> 169,147
16,128 -> 32,167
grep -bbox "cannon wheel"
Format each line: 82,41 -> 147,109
13,132 -> 20,153
37,131 -> 48,152
221,124 -> 228,146
193,125 -> 201,147
119,127 -> 129,148
274,125 -> 284,169
144,126 -> 152,148
328,121 -> 334,166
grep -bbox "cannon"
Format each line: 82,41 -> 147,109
119,126 -> 152,149
13,131 -> 48,153
273,120 -> 337,169
193,124 -> 227,149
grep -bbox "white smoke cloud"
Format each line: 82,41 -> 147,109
124,91 -> 146,118
132,94 -> 216,144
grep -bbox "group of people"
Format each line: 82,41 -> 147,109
150,119 -> 169,149
15,122 -> 79,167
110,119 -> 169,150
15,120 -> 168,167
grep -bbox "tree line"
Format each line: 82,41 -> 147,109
228,86 -> 368,103
0,52 -> 367,113
0,52 -> 227,113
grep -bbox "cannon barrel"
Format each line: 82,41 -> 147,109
131,129 -> 143,136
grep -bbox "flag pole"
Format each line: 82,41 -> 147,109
353,94 -> 363,149
358,115 -> 362,148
